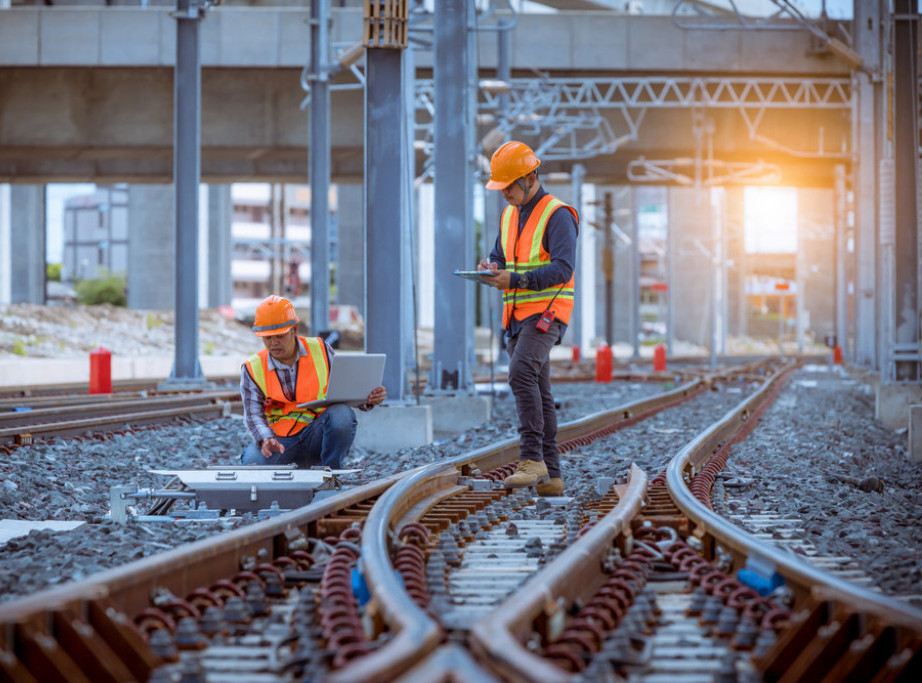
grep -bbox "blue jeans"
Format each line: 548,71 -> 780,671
240,403 -> 357,470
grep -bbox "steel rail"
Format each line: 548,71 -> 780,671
0,391 -> 157,410
0,404 -> 235,446
469,463 -> 647,683
0,377 -> 240,400
665,364 -> 922,629
0,391 -> 239,429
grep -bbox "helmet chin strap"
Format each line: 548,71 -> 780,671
515,171 -> 538,196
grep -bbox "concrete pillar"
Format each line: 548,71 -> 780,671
798,188 -> 836,347
544,181 -> 582,348
10,185 -> 45,304
579,184 -> 598,351
127,184 -> 174,310
725,187 -> 746,337
336,183 -> 364,316
417,183 -> 434,331
669,187 -> 713,348
877,383 -> 922,429
612,188 -> 633,346
481,184 -> 500,331
0,184 -> 9,305
909,404 -> 922,462
207,184 -> 232,308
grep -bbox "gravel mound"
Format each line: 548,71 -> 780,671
0,304 -> 258,358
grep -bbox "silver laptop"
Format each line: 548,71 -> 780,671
297,353 -> 386,410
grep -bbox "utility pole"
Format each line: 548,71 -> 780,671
603,191 -> 615,346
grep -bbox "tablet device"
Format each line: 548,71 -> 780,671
297,353 -> 386,410
454,270 -> 498,282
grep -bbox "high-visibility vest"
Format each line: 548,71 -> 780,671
501,194 -> 578,328
244,336 -> 330,437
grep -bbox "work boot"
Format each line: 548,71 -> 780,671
535,477 -> 564,496
503,459 -> 549,489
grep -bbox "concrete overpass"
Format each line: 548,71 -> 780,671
0,6 -> 851,186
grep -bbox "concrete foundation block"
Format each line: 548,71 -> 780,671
419,395 -> 492,436
354,404 -> 432,452
875,383 -> 922,430
910,405 -> 922,463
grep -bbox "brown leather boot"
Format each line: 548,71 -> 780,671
503,459 -> 549,488
535,477 -> 564,496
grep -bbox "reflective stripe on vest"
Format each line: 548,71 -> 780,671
500,194 -> 578,328
245,336 -> 330,437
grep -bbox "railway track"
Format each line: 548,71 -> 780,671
0,390 -> 241,448
2,360 -> 918,681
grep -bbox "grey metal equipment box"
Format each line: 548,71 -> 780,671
149,466 -> 359,511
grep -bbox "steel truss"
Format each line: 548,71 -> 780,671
414,75 -> 852,173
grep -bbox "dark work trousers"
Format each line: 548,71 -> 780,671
506,318 -> 562,479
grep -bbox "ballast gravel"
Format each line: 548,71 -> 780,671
1,366 -> 920,610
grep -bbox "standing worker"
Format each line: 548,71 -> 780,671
239,295 -> 386,469
477,141 -> 579,495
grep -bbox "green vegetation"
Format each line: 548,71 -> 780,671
204,341 -> 215,356
75,274 -> 127,307
12,339 -> 26,356
146,314 -> 164,330
46,263 -> 62,282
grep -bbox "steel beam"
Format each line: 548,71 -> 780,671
630,186 -> 640,360
365,48 -> 409,401
168,0 -> 206,385
892,0 -> 920,381
853,0 -> 881,368
310,0 -> 331,337
570,163 -> 585,354
834,164 -> 848,356
430,0 -> 475,392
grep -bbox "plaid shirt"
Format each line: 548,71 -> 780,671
240,339 -> 336,445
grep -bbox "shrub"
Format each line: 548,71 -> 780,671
75,275 -> 127,306
47,263 -> 62,282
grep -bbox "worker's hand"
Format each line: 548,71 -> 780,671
478,260 -> 510,289
366,385 -> 387,407
477,259 -> 497,273
260,437 -> 285,458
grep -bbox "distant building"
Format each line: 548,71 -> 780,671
60,183 -> 335,310
61,185 -> 129,284
230,183 -> 322,301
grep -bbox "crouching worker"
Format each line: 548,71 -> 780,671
240,295 -> 387,469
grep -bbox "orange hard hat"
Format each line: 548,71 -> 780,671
253,295 -> 298,337
485,141 -> 540,190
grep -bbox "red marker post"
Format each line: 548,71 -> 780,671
89,346 -> 112,394
653,344 -> 667,372
595,344 -> 612,383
